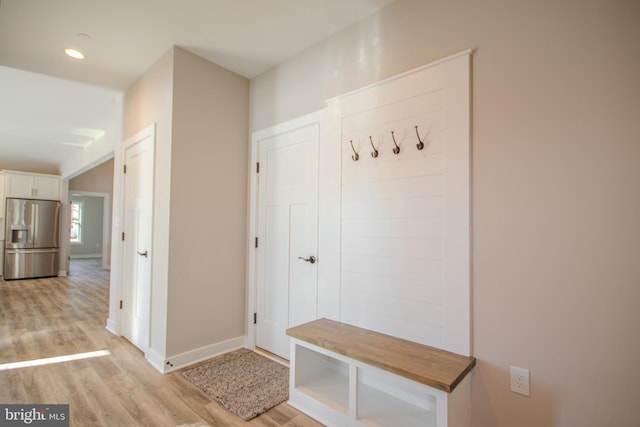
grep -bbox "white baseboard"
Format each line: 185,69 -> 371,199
148,335 -> 247,374
57,270 -> 67,277
146,348 -> 167,373
105,318 -> 119,335
70,254 -> 102,259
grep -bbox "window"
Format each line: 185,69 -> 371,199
70,200 -> 84,244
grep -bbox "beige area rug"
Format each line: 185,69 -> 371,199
182,348 -> 289,421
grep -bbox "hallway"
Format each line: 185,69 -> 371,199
0,259 -> 319,426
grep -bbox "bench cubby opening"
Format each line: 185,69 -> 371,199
287,319 -> 475,427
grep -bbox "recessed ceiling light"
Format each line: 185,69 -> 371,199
64,48 -> 85,59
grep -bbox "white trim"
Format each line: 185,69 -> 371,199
247,110 -> 324,354
108,123 -> 156,347
146,348 -> 167,373
122,124 -> 155,356
59,179 -> 70,279
63,152 -> 115,182
148,335 -> 247,374
70,254 -> 102,259
105,319 -> 118,335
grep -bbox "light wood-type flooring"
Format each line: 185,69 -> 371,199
0,258 -> 322,427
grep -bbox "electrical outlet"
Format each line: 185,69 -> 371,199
510,365 -> 530,396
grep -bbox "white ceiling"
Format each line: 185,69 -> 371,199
0,0 -> 395,174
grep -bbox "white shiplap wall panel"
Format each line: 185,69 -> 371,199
341,288 -> 443,327
342,151 -> 444,183
342,175 -> 443,201
341,196 -> 442,220
342,217 -> 443,240
339,307 -> 445,347
329,50 -> 471,356
341,236 -> 443,260
342,253 -> 443,283
340,270 -> 442,304
341,90 -> 444,135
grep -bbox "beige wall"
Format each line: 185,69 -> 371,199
68,158 -> 114,195
249,1 -> 640,426
121,46 -> 249,361
121,47 -> 175,357
167,47 -> 248,355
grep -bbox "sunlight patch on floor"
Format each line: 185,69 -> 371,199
0,350 -> 111,371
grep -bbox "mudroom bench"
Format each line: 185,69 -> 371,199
286,318 -> 476,427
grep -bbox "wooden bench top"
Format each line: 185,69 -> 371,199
287,318 -> 476,393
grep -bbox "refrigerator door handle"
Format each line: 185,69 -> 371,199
28,201 -> 36,247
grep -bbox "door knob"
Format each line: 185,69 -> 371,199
298,256 -> 316,264
137,250 -> 148,258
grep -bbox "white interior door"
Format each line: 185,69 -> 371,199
121,133 -> 154,352
256,123 -> 319,360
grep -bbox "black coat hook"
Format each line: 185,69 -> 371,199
415,125 -> 425,150
391,131 -> 400,154
369,136 -> 379,158
349,140 -> 359,161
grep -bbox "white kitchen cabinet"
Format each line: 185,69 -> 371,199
32,175 -> 61,200
2,170 -> 61,200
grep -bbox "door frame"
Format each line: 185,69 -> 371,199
107,124 -> 156,352
246,110 -> 323,352
68,191 -> 111,269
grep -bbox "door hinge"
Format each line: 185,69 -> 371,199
121,232 -> 125,241
120,300 -> 123,309
256,162 -> 260,173
253,313 -> 257,324
123,164 -> 127,174
255,237 -> 258,248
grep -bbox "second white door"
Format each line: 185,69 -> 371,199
255,123 -> 319,360
121,129 -> 154,352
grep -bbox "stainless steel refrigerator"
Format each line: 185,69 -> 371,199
4,198 -> 61,280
